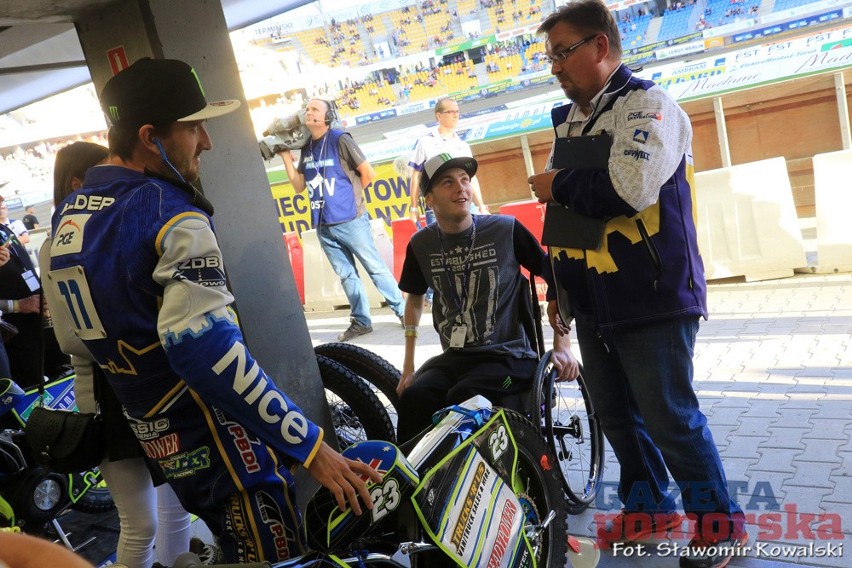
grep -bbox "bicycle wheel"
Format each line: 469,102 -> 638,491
532,352 -> 604,513
504,409 -> 568,568
317,354 -> 395,448
314,343 -> 400,432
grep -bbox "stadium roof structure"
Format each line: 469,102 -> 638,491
0,0 -> 313,116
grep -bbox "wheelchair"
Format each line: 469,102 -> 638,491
315,275 -> 605,514
520,275 -> 605,514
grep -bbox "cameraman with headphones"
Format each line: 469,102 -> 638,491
279,99 -> 405,342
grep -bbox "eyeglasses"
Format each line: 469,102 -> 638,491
438,110 -> 460,115
545,34 -> 599,65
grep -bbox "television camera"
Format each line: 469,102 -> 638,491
258,109 -> 311,160
258,101 -> 342,160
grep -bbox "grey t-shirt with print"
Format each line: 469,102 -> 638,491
399,214 -> 547,359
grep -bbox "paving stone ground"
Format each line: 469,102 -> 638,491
306,271 -> 852,567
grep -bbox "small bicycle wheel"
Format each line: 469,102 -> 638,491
314,343 -> 400,432
317,354 -> 395,448
532,352 -> 604,513
504,409 -> 568,568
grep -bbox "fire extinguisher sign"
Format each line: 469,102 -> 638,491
107,46 -> 129,76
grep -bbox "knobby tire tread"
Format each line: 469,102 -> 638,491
314,343 -> 401,406
503,409 -> 568,568
317,354 -> 396,445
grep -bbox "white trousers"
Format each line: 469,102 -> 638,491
98,457 -> 192,568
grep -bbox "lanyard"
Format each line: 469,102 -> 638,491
436,216 -> 477,324
309,134 -> 329,226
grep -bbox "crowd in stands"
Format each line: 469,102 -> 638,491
272,0 -> 819,116
490,2 -> 543,26
669,0 -> 698,12
337,79 -> 398,112
3,0 -> 836,178
256,0 -> 834,78
0,134 -> 108,206
698,0 -> 762,31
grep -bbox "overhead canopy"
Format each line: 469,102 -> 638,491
0,0 -> 314,116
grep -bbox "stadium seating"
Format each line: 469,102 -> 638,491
242,0 -> 843,122
619,13 -> 653,50
658,4 -> 699,41
702,0 -> 762,29
773,0 -> 827,12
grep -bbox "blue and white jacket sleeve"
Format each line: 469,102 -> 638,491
152,211 -> 324,467
552,85 -> 692,218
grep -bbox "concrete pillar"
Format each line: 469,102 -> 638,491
520,135 -> 535,198
74,0 -> 332,505
713,96 -> 731,168
835,72 -> 851,150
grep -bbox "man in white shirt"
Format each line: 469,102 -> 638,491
407,98 -> 489,227
0,198 -> 29,245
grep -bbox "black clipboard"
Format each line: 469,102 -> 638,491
551,133 -> 612,169
542,133 -> 611,249
541,204 -> 606,250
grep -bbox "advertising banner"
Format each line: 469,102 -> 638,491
271,162 -> 411,237
642,24 -> 852,101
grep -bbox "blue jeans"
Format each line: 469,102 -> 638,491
575,317 -> 742,522
417,210 -> 437,304
318,213 -> 404,327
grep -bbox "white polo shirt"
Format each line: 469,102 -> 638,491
408,128 -> 473,171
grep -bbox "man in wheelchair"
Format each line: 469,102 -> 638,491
396,153 -> 578,444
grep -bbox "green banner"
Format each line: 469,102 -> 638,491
436,35 -> 496,56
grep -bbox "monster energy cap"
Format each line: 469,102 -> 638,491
100,58 -> 240,130
420,153 -> 478,194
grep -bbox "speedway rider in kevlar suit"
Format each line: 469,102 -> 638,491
46,58 -> 379,564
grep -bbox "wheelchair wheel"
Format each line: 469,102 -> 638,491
317,354 -> 396,448
314,343 -> 400,435
532,352 -> 604,513
504,409 -> 568,568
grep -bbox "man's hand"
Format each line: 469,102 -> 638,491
550,347 -> 580,382
549,302 -> 579,381
0,246 -> 9,267
396,369 -> 415,397
17,294 -> 41,314
409,205 -> 420,226
528,170 -> 560,203
305,442 -> 382,515
547,300 -> 571,337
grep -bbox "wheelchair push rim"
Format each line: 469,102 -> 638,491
533,353 -> 604,511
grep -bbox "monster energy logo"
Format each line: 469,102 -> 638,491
190,68 -> 206,96
108,105 -> 120,122
502,376 -> 512,389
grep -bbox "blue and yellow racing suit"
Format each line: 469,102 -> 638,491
48,165 -> 322,563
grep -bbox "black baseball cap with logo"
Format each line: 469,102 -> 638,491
420,153 -> 478,194
100,58 -> 240,130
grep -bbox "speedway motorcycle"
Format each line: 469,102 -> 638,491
0,372 -> 112,547
174,396 -> 575,568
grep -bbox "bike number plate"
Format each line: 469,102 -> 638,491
412,413 -> 533,568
